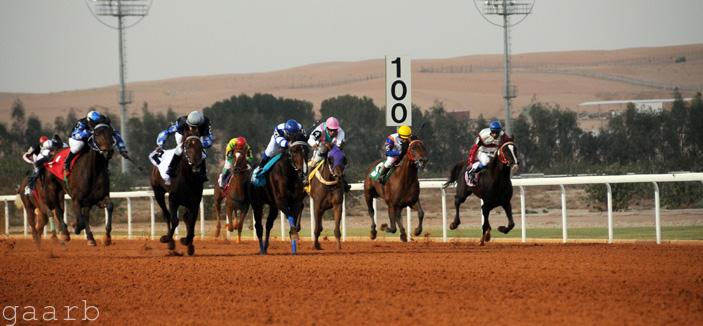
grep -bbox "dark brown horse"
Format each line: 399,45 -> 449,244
309,145 -> 346,250
443,141 -> 519,245
151,130 -> 205,256
16,173 -> 67,245
250,140 -> 309,255
45,124 -> 115,246
364,140 -> 428,242
214,148 -> 251,243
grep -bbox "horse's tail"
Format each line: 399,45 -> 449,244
443,160 -> 465,189
15,194 -> 24,210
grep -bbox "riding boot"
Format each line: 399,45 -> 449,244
343,175 -> 351,192
378,166 -> 389,184
64,151 -> 76,173
198,162 -> 209,183
218,170 -> 231,188
166,154 -> 180,178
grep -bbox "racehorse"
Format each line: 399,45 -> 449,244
250,140 -> 310,255
364,140 -> 428,242
213,148 -> 251,243
443,141 -> 519,245
16,173 -> 67,245
45,123 -> 116,246
150,128 -> 205,256
308,145 -> 347,250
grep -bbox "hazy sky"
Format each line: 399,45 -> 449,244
1,0 -> 702,93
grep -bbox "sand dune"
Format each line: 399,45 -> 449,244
1,44 -> 701,125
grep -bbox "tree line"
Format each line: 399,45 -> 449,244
1,90 -> 701,209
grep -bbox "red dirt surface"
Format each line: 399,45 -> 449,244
1,238 -> 702,325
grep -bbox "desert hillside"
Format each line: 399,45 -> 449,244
1,44 -> 701,124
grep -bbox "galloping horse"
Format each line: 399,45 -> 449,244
364,140 -> 428,242
309,146 -> 347,250
16,172 -> 68,245
250,140 -> 309,255
45,123 -> 116,246
214,147 -> 251,243
443,141 -> 519,245
151,128 -> 205,256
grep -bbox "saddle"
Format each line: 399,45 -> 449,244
251,153 -> 283,187
45,148 -> 80,179
464,169 -> 483,188
304,160 -> 325,193
368,162 -> 396,183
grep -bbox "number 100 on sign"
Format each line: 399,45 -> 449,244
386,56 -> 411,126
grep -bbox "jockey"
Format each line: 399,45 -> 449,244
465,120 -> 512,186
307,116 -> 345,167
156,110 -> 214,185
256,119 -> 305,171
218,136 -> 254,188
378,125 -> 414,183
64,110 -> 127,174
23,135 -> 62,195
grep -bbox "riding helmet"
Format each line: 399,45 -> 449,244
489,120 -> 502,133
284,119 -> 301,135
398,125 -> 412,139
187,111 -> 205,127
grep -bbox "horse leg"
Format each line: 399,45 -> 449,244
396,206 -> 408,242
180,207 -> 196,256
380,206 -> 397,234
213,191 -> 222,238
313,201 -> 323,250
82,207 -> 96,246
235,207 -> 246,244
450,187 -> 470,230
154,188 -> 174,248
72,199 -> 85,235
164,199 -> 179,250
412,200 -> 425,237
103,200 -> 113,246
263,206 -> 277,254
364,188 -> 377,240
253,204 -> 265,254
26,207 -> 40,246
479,205 -> 492,246
333,202 -> 342,250
498,202 -> 516,234
52,208 -> 69,242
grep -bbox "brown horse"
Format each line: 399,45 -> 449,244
443,141 -> 519,245
45,124 -> 115,246
214,148 -> 251,243
364,140 -> 428,242
151,131 -> 205,256
250,140 -> 309,255
16,173 -> 67,245
309,145 -> 346,250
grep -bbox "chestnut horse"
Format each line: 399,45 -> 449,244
443,141 -> 519,245
250,140 -> 309,255
151,130 -> 205,256
45,124 -> 115,246
364,140 -> 428,242
16,173 -> 68,245
309,145 -> 346,250
214,148 -> 251,243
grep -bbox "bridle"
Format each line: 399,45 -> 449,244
406,140 -> 426,167
231,150 -> 249,174
288,141 -> 310,178
183,135 -> 202,167
497,141 -> 519,166
87,123 -> 114,155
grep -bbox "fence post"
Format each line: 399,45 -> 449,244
280,211 -> 285,240
441,188 -> 447,243
373,199 -> 377,224
63,198 -> 68,225
104,207 -> 108,227
560,184 -> 567,243
23,207 -> 27,238
150,196 -> 155,240
520,186 -> 526,243
653,182 -> 661,244
606,183 -> 613,244
4,200 -> 9,235
127,198 -> 132,240
200,200 -> 205,240
341,193 -> 346,242
406,207 -> 411,240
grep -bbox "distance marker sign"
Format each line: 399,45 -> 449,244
385,56 -> 411,126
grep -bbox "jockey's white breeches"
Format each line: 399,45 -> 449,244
471,151 -> 494,170
264,135 -> 284,158
68,138 -> 84,154
383,156 -> 399,168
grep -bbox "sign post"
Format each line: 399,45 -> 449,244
386,56 -> 411,126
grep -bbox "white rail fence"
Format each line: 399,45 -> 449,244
2,173 -> 702,244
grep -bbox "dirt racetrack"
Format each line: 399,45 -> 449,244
1,238 -> 702,325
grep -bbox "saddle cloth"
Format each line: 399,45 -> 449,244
251,153 -> 283,187
303,160 -> 325,193
149,148 -> 208,181
45,148 -> 80,179
368,162 -> 395,183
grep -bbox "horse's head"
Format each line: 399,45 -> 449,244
183,135 -> 204,173
326,145 -> 347,180
90,123 -> 115,158
287,141 -> 310,180
232,148 -> 249,174
407,140 -> 428,169
498,141 -> 520,169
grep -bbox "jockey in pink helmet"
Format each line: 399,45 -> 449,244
307,116 -> 345,167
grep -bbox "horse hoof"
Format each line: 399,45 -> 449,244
400,234 -> 408,242
498,226 -> 509,234
380,224 -> 388,231
61,231 -> 70,242
74,223 -> 85,235
449,222 -> 459,230
413,227 -> 422,237
180,237 -> 191,246
485,231 -> 492,242
479,241 -> 485,246
167,240 -> 176,250
314,243 -> 322,250
227,223 -> 235,232
214,225 -> 221,238
370,229 -> 377,240
187,244 -> 195,256
87,239 -> 97,246
104,237 -> 112,246
159,235 -> 171,244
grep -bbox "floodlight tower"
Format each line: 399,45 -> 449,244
475,0 -> 534,134
86,0 -> 152,173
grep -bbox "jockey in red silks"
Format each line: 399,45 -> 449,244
465,120 -> 512,187
22,135 -> 63,195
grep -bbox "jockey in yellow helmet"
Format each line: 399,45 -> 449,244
377,125 -> 413,183
218,136 -> 254,188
